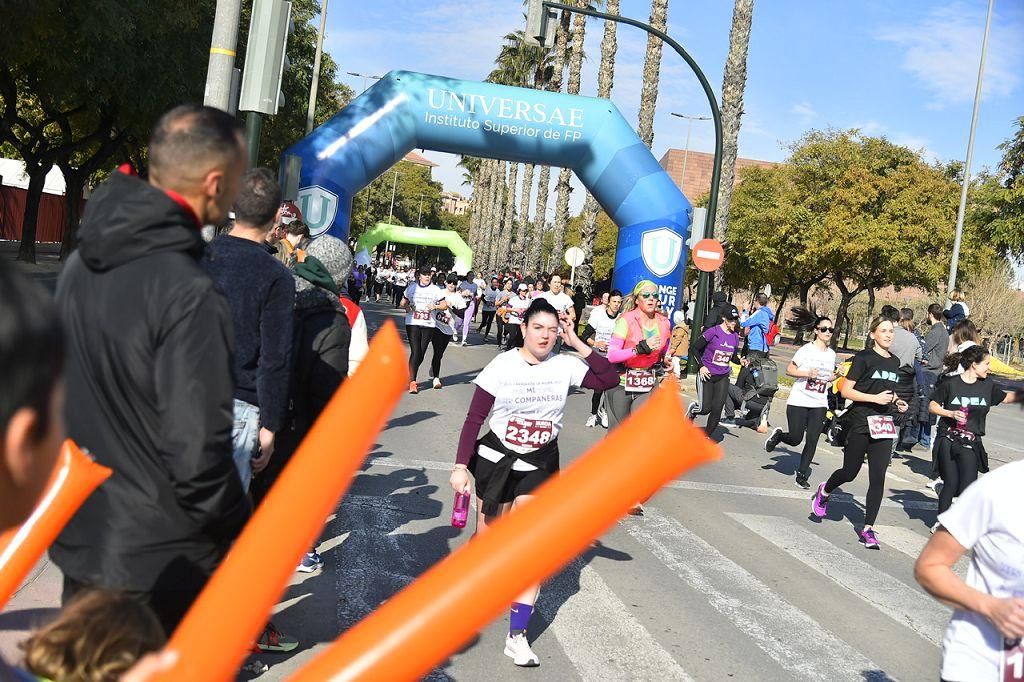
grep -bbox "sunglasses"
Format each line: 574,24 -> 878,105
638,292 -> 658,300
816,326 -> 834,333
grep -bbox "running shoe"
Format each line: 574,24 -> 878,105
686,401 -> 698,420
930,522 -> 940,534
627,503 -> 644,516
585,414 -> 598,428
598,407 -> 608,429
765,427 -> 783,453
858,527 -> 880,550
811,483 -> 829,518
308,549 -> 323,565
433,377 -> 442,389
461,340 -> 468,347
408,381 -> 418,394
795,475 -> 810,490
504,633 -> 540,667
296,552 -> 320,573
253,622 -> 299,653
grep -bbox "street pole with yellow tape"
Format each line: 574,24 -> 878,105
204,0 -> 242,112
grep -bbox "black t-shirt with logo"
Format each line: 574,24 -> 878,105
930,375 -> 1007,436
846,348 -> 901,433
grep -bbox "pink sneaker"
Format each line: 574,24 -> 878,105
811,483 -> 829,518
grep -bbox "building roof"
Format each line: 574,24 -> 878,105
403,150 -> 439,168
0,158 -> 67,195
658,149 -> 776,202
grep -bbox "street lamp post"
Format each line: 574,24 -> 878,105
947,0 -> 994,295
305,0 -> 329,134
537,2 -> 724,373
346,71 -> 383,94
670,113 -> 711,192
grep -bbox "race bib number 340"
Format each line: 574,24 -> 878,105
867,415 -> 897,440
504,417 -> 553,448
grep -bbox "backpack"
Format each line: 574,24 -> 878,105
749,358 -> 779,398
766,320 -> 782,346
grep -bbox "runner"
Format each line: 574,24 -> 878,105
478,276 -> 500,341
456,271 -> 479,346
392,267 -> 410,308
765,316 -> 838,489
929,345 -> 1019,520
915,458 -> 1024,682
449,299 -> 619,667
811,316 -> 909,550
494,279 -> 515,348
401,268 -> 447,394
503,283 -> 532,351
428,275 -> 468,389
580,289 -> 623,428
687,304 -> 745,437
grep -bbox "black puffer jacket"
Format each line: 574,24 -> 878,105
52,171 -> 250,593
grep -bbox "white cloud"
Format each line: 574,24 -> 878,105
790,101 -> 816,121
875,1 -> 1023,108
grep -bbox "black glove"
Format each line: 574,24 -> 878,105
635,339 -> 654,355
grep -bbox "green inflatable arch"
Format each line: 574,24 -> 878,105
354,223 -> 473,274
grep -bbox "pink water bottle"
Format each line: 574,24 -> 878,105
451,491 -> 470,528
955,406 -> 969,429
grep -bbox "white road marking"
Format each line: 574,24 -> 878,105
873,525 -> 968,579
365,456 -> 939,510
539,559 -> 693,681
728,513 -> 950,646
626,509 -> 885,680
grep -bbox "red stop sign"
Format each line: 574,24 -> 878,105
691,239 -> 725,272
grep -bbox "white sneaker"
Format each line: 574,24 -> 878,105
504,632 -> 539,667
597,407 -> 608,428
686,401 -> 698,420
585,414 -> 598,428
432,377 -> 442,389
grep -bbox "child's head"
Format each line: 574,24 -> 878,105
21,590 -> 165,682
0,261 -> 65,531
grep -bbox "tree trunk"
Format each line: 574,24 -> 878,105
60,168 -> 85,260
866,286 -> 876,321
488,161 -> 508,271
529,166 -> 552,272
512,163 -> 535,269
793,280 -> 813,345
713,0 -> 755,290
774,283 -> 792,320
834,292 -> 853,351
550,167 -> 572,272
16,162 -> 52,264
636,0 -> 669,148
576,0 -> 620,296
497,162 -> 518,267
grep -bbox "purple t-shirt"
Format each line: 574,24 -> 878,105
701,325 -> 740,375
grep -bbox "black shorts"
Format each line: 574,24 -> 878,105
468,455 -> 555,510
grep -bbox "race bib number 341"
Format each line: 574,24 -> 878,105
504,417 -> 553,448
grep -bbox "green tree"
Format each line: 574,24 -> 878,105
966,116 -> 1024,260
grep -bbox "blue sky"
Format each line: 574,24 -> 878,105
323,0 -> 1023,225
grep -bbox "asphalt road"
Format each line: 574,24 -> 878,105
3,277 -> 1020,680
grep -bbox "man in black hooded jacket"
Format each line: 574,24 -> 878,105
52,105 -> 251,633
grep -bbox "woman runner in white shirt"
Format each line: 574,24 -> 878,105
401,268 -> 447,394
765,316 -> 837,489
427,275 -> 468,389
449,298 -> 618,668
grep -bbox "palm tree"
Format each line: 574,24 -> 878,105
637,0 -> 669,148
577,0 -> 619,294
497,162 -> 519,269
714,0 -> 755,288
487,161 -> 508,271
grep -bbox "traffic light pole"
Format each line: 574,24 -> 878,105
540,2 -> 723,373
245,111 -> 263,168
204,0 -> 243,111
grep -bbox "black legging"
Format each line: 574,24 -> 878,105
824,430 -> 890,526
591,390 -> 604,416
429,328 -> 452,379
407,325 -> 433,381
393,285 -> 405,308
504,321 -> 523,350
935,437 -> 979,514
693,372 -> 730,436
780,405 -> 828,480
479,310 -> 497,336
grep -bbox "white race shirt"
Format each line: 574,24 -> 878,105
542,290 -> 574,315
787,343 -> 837,409
507,294 -> 532,325
588,306 -> 618,355
433,291 -> 467,336
403,283 -> 443,328
474,349 -> 589,457
481,286 -> 500,312
938,459 -> 1024,681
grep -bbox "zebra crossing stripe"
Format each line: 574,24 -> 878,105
872,525 -> 968,578
539,558 -> 693,681
728,513 -> 950,646
626,509 -> 884,680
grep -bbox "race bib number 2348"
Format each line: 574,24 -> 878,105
504,417 -> 553,448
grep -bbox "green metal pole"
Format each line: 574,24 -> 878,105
543,3 -> 723,373
245,111 -> 262,169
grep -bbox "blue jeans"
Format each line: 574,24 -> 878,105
232,399 -> 260,492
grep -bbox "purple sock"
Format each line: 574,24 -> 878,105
509,602 -> 533,634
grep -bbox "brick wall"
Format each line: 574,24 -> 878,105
658,149 -> 776,202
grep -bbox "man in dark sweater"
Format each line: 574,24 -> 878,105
203,168 -> 294,492
918,303 -> 950,448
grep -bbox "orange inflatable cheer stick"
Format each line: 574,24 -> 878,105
291,377 -> 720,682
0,440 -> 111,609
153,321 -> 408,682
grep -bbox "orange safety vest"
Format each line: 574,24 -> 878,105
620,308 -> 671,369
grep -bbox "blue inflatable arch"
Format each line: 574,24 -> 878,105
282,70 -> 692,317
